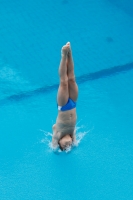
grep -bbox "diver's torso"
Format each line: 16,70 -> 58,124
55,108 -> 76,137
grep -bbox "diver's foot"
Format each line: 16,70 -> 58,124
66,42 -> 72,57
61,42 -> 70,57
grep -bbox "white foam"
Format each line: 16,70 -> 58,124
40,123 -> 93,153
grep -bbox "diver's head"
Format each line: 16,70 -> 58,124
58,134 -> 72,151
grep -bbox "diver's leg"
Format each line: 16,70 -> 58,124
67,42 -> 78,102
57,44 -> 69,106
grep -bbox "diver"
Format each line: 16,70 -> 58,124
52,42 -> 78,151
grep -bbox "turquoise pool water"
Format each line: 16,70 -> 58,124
0,0 -> 133,199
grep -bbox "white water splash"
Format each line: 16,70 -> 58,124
40,123 -> 93,153
40,129 -> 52,144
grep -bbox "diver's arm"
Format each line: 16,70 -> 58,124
52,136 -> 58,149
52,124 -> 59,149
72,129 -> 77,145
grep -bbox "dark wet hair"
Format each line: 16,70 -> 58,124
58,141 -> 63,151
59,144 -> 64,151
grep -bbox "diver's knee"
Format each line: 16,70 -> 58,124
68,77 -> 76,85
60,79 -> 68,87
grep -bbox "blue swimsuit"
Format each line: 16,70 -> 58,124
58,98 -> 76,111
